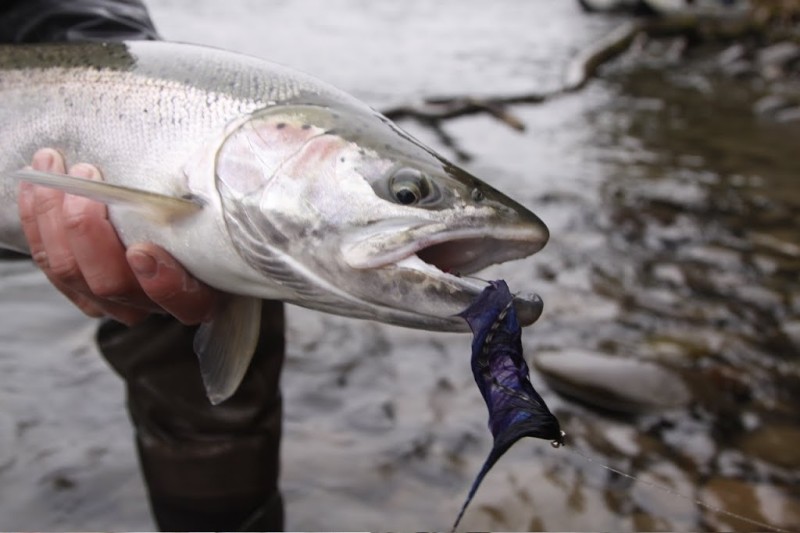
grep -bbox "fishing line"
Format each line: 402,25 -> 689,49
558,441 -> 793,533
463,274 -> 492,284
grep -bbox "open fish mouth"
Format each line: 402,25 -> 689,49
415,236 -> 537,276
401,237 -> 545,326
343,222 -> 546,272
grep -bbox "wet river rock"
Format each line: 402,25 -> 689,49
533,350 -> 691,415
738,423 -> 800,469
700,477 -> 800,531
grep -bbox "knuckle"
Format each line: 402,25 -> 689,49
19,204 -> 38,226
33,192 -> 63,217
86,273 -> 138,300
48,254 -> 83,284
32,250 -> 49,271
138,265 -> 182,302
147,287 -> 182,308
62,208 -> 95,238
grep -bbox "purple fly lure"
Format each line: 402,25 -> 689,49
452,280 -> 564,531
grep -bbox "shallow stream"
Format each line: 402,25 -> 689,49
1,1 -> 798,530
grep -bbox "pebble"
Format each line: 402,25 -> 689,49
718,44 -> 754,78
651,263 -> 686,288
701,477 -> 800,532
750,232 -> 800,258
682,243 -> 742,269
756,41 -> 800,72
344,398 -> 396,433
781,320 -> 800,348
718,43 -> 747,67
753,94 -> 793,117
630,462 -> 697,528
774,106 -> 800,123
738,424 -> 800,469
646,328 -> 726,360
732,283 -> 783,312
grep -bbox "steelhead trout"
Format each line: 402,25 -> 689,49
0,41 -> 549,403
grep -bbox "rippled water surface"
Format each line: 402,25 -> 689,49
1,1 -> 798,531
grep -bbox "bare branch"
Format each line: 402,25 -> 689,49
380,11 -> 760,158
380,20 -> 643,139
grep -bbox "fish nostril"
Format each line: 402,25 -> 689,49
471,188 -> 485,202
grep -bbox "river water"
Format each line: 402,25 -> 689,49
1,0 -> 798,531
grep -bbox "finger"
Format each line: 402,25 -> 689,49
62,163 -> 155,311
127,243 -> 218,325
18,149 -> 66,271
94,301 -> 150,326
49,278 -> 106,318
18,182 -> 45,267
18,151 -> 104,319
45,264 -> 151,325
32,156 -> 86,291
21,151 -> 149,325
55,276 -> 149,325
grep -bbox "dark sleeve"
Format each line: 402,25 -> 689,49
0,0 -> 160,43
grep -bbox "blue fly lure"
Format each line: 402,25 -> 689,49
452,280 -> 564,531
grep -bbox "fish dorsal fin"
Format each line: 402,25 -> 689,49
193,295 -> 262,405
6,169 -> 202,222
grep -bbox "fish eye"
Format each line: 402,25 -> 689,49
389,168 -> 430,206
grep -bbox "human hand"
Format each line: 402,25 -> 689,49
17,148 -> 218,326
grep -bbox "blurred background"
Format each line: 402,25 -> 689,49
0,0 -> 798,530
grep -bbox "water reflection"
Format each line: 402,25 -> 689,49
531,56 -> 800,530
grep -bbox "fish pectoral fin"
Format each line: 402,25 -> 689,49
6,169 -> 202,222
193,295 -> 263,405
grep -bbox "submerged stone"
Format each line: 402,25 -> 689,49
701,477 -> 800,532
774,106 -> 800,124
738,424 -> 800,469
756,41 -> 800,72
534,350 -> 690,414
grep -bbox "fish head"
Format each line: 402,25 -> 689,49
214,102 -> 548,331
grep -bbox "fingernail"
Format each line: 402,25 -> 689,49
32,149 -> 55,171
70,163 -> 100,180
128,249 -> 158,279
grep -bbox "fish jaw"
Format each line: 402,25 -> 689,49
338,212 -> 548,328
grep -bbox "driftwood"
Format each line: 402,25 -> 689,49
381,93 -> 549,161
380,10 -> 763,159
